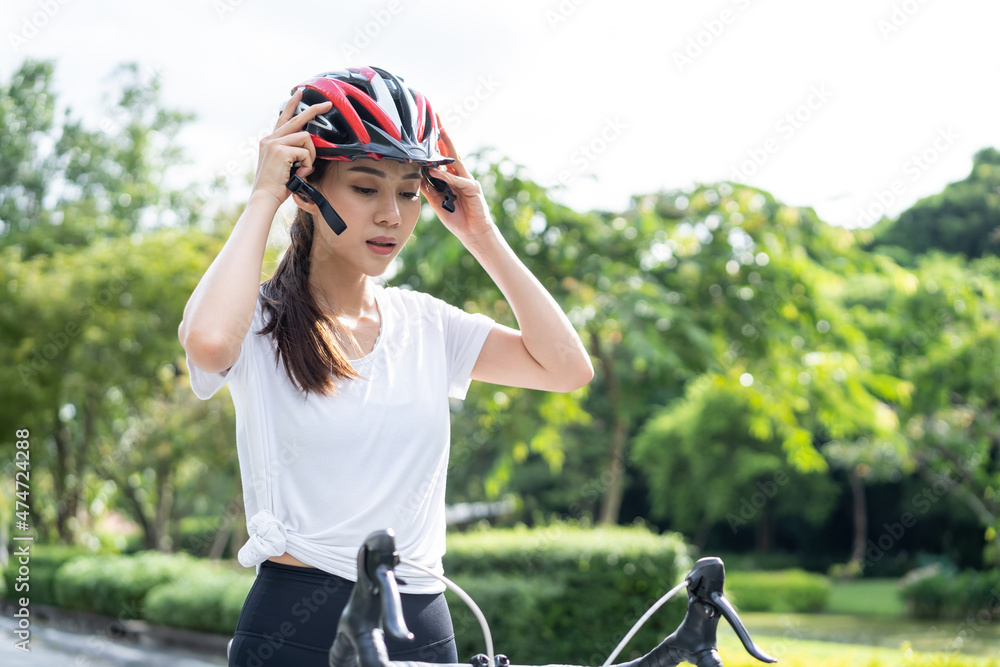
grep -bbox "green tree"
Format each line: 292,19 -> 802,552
844,251 -> 1000,565
629,182 -> 912,550
0,58 -> 235,551
1,59 -> 200,258
872,147 -> 1000,259
634,373 -> 839,550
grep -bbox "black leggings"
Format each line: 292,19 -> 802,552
228,559 -> 458,667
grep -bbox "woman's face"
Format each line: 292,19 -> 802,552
301,157 -> 423,277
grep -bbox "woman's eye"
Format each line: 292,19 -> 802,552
401,191 -> 419,200
352,186 -> 377,195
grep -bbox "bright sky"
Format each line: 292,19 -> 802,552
4,0 -> 999,228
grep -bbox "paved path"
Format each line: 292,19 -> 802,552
0,614 -> 227,666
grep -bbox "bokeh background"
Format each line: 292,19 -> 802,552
2,1 -> 1000,664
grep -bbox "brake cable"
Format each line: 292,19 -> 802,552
602,580 -> 690,667
399,557 -> 495,667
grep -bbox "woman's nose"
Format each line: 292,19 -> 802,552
376,194 -> 402,226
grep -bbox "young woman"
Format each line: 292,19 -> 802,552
178,67 -> 593,667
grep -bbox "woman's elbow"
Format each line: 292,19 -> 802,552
553,359 -> 595,393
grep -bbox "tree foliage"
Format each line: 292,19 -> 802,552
2,58 -> 996,570
872,147 -> 1000,259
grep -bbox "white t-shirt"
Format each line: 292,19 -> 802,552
185,280 -> 494,593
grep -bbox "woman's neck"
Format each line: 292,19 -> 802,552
309,274 -> 376,320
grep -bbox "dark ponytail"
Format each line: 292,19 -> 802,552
259,160 -> 362,396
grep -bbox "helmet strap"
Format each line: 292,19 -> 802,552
286,171 -> 348,235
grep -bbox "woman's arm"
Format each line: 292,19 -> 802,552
420,128 -> 594,393
178,192 -> 280,372
178,92 -> 331,372
465,226 -> 594,392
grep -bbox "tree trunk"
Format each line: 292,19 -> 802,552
52,405 -> 71,543
848,468 -> 867,568
115,471 -> 155,549
755,500 -> 772,552
589,328 -> 629,526
599,414 -> 630,525
693,515 -> 713,550
154,455 -> 174,551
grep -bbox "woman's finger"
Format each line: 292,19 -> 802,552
274,89 -> 303,131
274,98 -> 333,138
272,131 -> 319,176
437,119 -> 472,179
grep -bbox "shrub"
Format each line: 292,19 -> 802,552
900,566 -> 1000,620
446,573 -> 565,662
1,544 -> 99,605
725,569 -> 831,613
175,515 -> 233,557
53,550 -> 193,618
443,522 -> 691,664
144,564 -> 254,634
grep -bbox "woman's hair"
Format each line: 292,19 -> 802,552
258,159 -> 363,397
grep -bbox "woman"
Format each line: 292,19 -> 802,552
178,66 -> 593,667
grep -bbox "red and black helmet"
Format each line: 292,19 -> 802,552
291,66 -> 454,167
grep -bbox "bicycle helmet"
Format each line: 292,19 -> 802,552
293,66 -> 453,167
286,66 -> 456,234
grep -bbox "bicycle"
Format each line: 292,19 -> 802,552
319,529 -> 777,667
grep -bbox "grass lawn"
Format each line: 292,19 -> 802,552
825,578 -> 907,617
717,632 -> 1000,666
720,577 -> 1000,663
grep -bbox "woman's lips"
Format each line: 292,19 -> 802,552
366,237 -> 396,255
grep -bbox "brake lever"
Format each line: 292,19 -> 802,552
422,166 -> 457,213
710,591 -> 776,663
374,564 -> 413,642
286,162 -> 347,235
675,557 -> 776,664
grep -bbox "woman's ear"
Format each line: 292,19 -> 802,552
292,190 -> 321,218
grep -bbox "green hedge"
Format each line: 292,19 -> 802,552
3,524 -> 693,661
1,544 -> 100,605
446,573 -> 566,661
144,565 -> 254,634
53,550 -> 194,618
900,567 -> 1000,620
442,522 -> 691,664
725,569 -> 831,613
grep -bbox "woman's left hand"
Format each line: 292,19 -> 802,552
421,123 -> 496,241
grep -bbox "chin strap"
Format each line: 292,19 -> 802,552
287,168 -> 347,235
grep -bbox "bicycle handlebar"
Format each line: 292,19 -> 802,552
328,530 -> 776,667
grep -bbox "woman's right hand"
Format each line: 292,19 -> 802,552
250,89 -> 332,208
